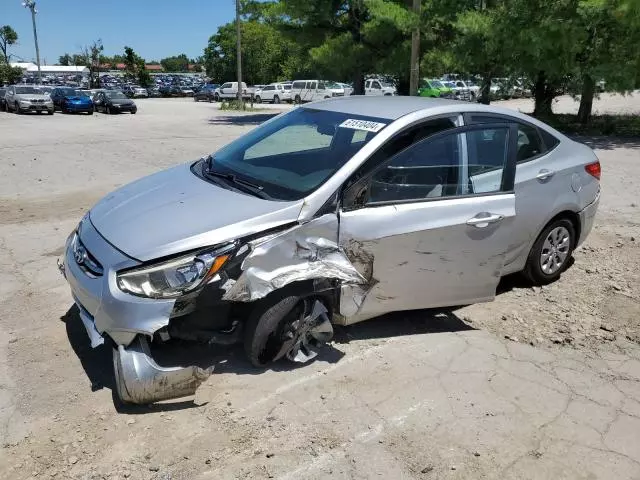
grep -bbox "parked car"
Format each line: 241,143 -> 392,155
193,84 -> 219,102
364,78 -> 396,96
5,85 -> 54,114
290,79 -> 331,103
147,87 -> 162,98
59,96 -> 600,404
214,82 -> 249,101
253,83 -> 290,104
93,90 -> 137,114
50,87 -> 94,114
448,79 -> 480,101
179,86 -> 194,97
417,79 -> 453,98
0,88 -> 6,112
133,87 -> 149,98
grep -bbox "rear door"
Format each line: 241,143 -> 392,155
338,120 -> 518,319
465,113 -> 565,271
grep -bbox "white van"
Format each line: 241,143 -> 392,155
253,83 -> 292,104
364,79 -> 397,96
290,80 -> 332,103
214,82 -> 249,101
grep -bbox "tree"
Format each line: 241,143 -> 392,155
58,53 -> 72,66
76,40 -> 104,88
0,25 -> 18,63
572,0 -> 640,123
204,20 -> 303,84
123,46 -> 152,87
0,62 -> 23,84
160,54 -> 189,72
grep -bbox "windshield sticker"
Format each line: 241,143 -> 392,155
339,119 -> 387,133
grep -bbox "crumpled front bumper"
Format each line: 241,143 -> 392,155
60,216 -> 213,403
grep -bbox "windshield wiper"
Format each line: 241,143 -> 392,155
204,166 -> 270,200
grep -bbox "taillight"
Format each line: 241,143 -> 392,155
585,161 -> 601,180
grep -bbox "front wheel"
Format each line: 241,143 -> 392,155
294,95 -> 301,104
213,93 -> 220,102
106,106 -> 112,114
48,110 -> 54,115
523,218 -> 575,285
87,110 -> 93,115
273,95 -> 280,104
255,95 -> 262,104
244,296 -> 333,367
14,102 -> 20,114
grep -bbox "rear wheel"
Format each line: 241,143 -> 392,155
523,218 -> 575,285
273,95 -> 280,104
294,95 -> 301,104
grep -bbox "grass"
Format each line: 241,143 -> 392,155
536,114 -> 640,137
219,99 -> 259,111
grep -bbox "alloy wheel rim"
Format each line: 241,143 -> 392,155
540,226 -> 571,274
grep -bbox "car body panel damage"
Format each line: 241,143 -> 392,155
221,214 -> 368,303
113,335 -> 212,404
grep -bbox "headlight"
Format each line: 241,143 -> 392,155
117,247 -> 233,299
20,100 -> 31,105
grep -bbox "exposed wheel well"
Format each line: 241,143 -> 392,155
545,210 -> 581,246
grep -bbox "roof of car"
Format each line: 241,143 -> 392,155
304,96 -> 464,120
303,95 -> 566,138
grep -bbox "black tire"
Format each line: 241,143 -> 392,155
106,105 -> 112,114
255,95 -> 262,104
523,218 -> 576,285
14,102 -> 20,114
244,296 -> 303,367
194,96 -> 198,102
48,110 -> 54,115
213,93 -> 220,102
87,110 -> 93,115
294,95 -> 302,104
273,95 -> 280,104
131,108 -> 137,114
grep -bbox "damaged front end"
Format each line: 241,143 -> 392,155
62,213 -> 371,404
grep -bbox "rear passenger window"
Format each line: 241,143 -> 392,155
516,123 -> 544,162
540,129 -> 560,151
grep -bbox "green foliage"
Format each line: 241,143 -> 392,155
123,46 -> 152,87
58,53 -> 72,66
0,62 -> 23,84
160,54 -> 190,72
219,99 -> 258,111
0,25 -> 18,63
204,20 -> 305,84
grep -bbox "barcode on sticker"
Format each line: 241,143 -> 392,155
339,119 -> 386,132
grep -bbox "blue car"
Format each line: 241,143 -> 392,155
50,87 -> 94,114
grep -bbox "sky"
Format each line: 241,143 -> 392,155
2,0 -> 242,64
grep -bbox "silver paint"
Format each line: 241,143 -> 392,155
113,336 -> 212,404
222,214 -> 367,302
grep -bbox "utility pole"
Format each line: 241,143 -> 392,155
22,0 -> 42,85
235,0 -> 243,107
409,0 -> 420,96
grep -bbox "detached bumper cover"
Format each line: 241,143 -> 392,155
577,189 -> 600,247
113,336 -> 212,404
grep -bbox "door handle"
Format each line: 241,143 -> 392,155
536,169 -> 555,181
466,213 -> 504,227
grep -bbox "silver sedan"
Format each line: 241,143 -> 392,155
59,96 -> 600,403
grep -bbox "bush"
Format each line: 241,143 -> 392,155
219,99 -> 257,111
535,114 -> 640,137
0,63 -> 23,85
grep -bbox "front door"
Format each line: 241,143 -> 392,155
338,123 -> 518,320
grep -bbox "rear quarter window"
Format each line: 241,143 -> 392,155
540,129 -> 560,151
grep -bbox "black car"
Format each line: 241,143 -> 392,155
93,90 -> 137,114
193,84 -> 219,102
0,88 -> 6,112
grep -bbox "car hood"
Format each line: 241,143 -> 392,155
109,98 -> 134,105
15,94 -> 49,101
89,162 -> 303,261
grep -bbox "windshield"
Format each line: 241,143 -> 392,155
326,82 -> 341,89
283,84 -> 292,90
430,80 -> 445,88
60,88 -> 86,96
105,91 -> 127,99
205,108 -> 388,200
15,87 -> 38,94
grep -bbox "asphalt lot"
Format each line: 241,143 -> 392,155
1,95 -> 639,480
